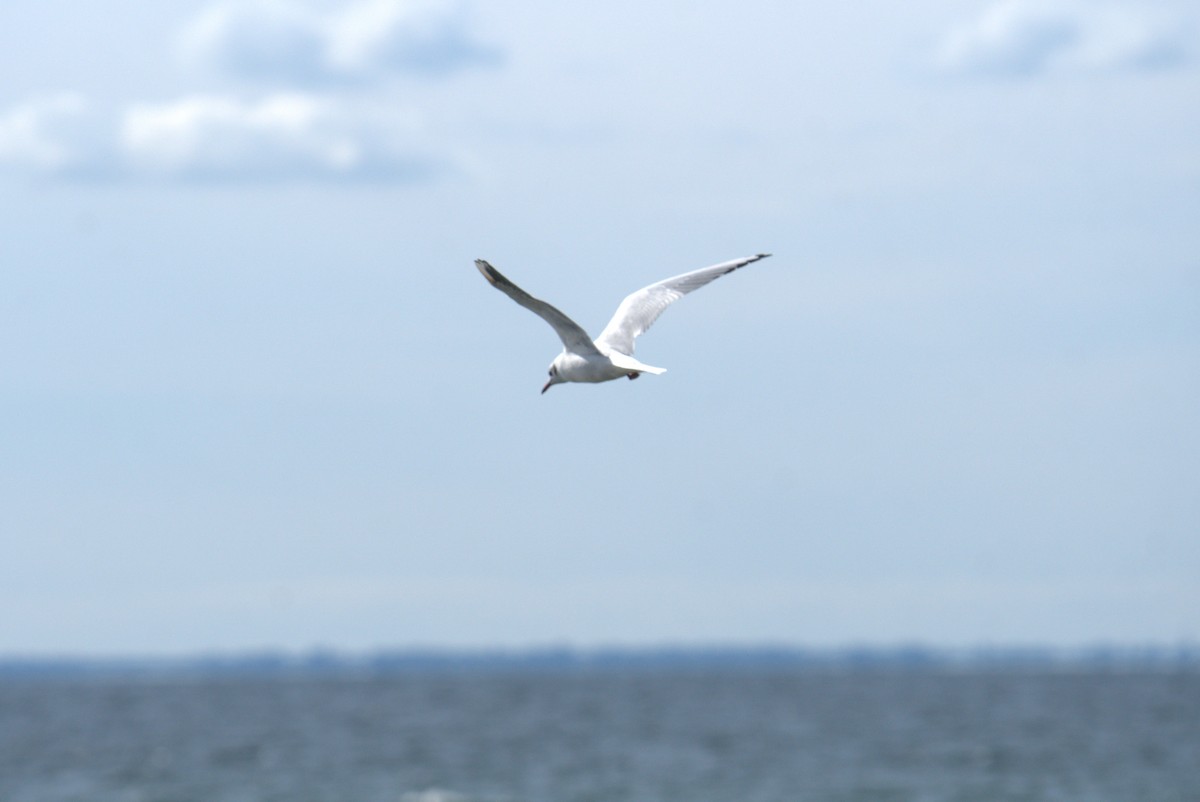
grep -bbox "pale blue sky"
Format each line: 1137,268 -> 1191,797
1,0 -> 1197,655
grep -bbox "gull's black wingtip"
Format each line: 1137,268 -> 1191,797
475,258 -> 500,285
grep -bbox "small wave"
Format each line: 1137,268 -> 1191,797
399,789 -> 473,802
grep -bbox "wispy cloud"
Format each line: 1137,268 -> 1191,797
120,94 -> 442,181
0,95 -> 94,174
181,0 -> 502,84
935,0 -> 1191,77
2,1 -> 498,183
0,93 -> 447,183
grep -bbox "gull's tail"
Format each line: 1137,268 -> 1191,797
608,351 -> 666,375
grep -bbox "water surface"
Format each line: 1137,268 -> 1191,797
2,670 -> 1197,801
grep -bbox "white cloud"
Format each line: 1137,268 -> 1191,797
0,93 -> 447,183
181,0 -> 501,84
936,0 -> 1191,77
2,1 -> 499,184
120,94 -> 440,180
0,95 -> 93,173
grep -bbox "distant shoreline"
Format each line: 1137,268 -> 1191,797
3,644 -> 1198,680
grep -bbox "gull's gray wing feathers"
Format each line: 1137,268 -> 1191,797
475,259 -> 602,356
595,253 -> 771,356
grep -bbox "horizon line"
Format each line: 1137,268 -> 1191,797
3,642 -> 1198,678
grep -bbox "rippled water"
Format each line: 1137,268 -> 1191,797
2,670 -> 1197,801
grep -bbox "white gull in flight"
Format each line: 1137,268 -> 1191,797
475,253 -> 771,393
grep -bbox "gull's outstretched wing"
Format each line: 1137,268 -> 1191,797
475,259 -> 602,356
595,253 -> 770,356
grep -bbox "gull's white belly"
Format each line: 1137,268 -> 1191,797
557,353 -> 629,384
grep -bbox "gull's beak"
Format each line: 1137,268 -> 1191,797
541,378 -> 553,394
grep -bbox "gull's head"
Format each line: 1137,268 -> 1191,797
542,359 -> 565,394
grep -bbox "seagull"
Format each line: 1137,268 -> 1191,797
475,253 -> 771,393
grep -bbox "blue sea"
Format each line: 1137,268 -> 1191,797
2,667 -> 1198,802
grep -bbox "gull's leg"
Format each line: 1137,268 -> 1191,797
627,372 -> 640,380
